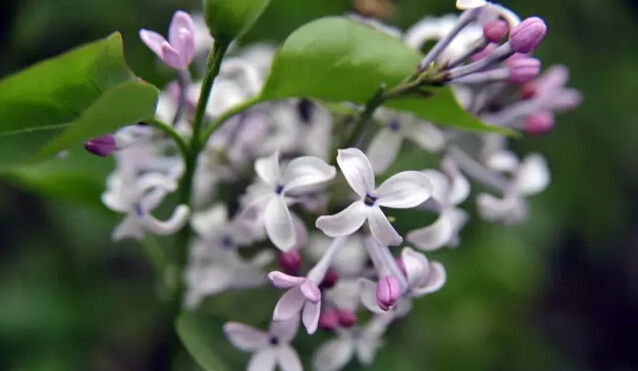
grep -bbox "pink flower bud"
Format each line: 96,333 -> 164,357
376,276 -> 400,311
524,111 -> 555,135
320,269 -> 339,289
520,82 -> 538,99
471,43 -> 496,62
507,57 -> 541,84
318,309 -> 340,331
509,17 -> 547,54
337,309 -> 357,328
278,250 -> 301,275
84,135 -> 116,157
483,20 -> 509,43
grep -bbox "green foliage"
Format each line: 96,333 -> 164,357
176,313 -> 233,371
0,32 -> 158,167
203,0 -> 271,42
260,16 -> 499,132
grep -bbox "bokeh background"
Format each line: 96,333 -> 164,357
1,0 -> 638,370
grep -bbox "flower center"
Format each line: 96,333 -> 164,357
134,203 -> 145,217
389,120 -> 401,132
269,336 -> 279,346
364,193 -> 377,206
221,235 -> 234,250
274,184 -> 284,195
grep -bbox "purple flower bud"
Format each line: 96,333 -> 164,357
525,111 -> 555,135
376,275 -> 400,311
337,309 -> 357,328
320,269 -> 339,289
507,57 -> 541,84
84,134 -> 116,157
318,309 -> 340,332
520,82 -> 538,100
509,17 -> 547,54
139,11 -> 195,71
278,250 -> 301,275
483,20 -> 509,43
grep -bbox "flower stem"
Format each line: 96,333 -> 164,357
145,117 -> 189,159
342,86 -> 386,149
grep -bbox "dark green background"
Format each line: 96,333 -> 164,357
1,0 -> 637,370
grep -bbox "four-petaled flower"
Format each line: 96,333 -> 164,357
243,151 -> 336,251
224,315 -> 303,371
316,148 -> 433,246
139,11 -> 196,70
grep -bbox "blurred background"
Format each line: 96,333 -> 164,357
1,0 -> 638,370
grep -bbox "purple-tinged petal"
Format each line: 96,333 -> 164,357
411,261 -> 447,297
300,280 -> 321,303
359,279 -> 387,314
268,271 -> 305,289
168,11 -> 195,65
269,313 -> 300,343
223,322 -> 269,351
400,247 -> 430,288
161,42 -> 186,70
247,349 -> 278,371
139,29 -> 166,58
302,301 -> 321,334
273,287 -> 305,321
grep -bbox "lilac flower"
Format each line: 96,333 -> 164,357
242,151 -> 336,250
316,148 -> 433,247
139,11 -> 196,70
312,315 -> 392,371
305,233 -> 367,275
269,237 -> 346,334
102,172 -> 190,241
224,315 -> 302,371
190,203 -> 257,248
407,158 -> 470,251
366,110 -> 445,174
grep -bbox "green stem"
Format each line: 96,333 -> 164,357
342,86 -> 387,149
200,95 -> 262,148
145,118 -> 189,159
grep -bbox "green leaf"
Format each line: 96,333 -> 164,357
203,0 -> 271,42
0,32 -> 159,166
260,16 -> 502,133
176,313 -> 233,371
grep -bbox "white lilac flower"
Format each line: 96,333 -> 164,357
242,151 -> 336,251
312,315 -> 392,371
316,148 -> 433,247
184,240 -> 274,309
269,237 -> 346,334
305,233 -> 368,276
190,203 -> 258,248
366,109 -> 445,174
407,157 -> 470,251
224,315 -> 302,371
139,11 -> 196,71
294,100 -> 333,161
360,247 -> 446,317
403,14 -> 483,64
102,171 -> 190,241
477,152 -> 550,225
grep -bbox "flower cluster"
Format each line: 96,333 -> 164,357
87,2 -> 580,371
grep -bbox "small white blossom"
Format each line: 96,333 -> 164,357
312,315 -> 392,371
407,157 -> 470,250
224,315 -> 302,371
316,148 -> 433,247
243,151 -> 336,251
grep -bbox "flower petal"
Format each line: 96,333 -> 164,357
268,271 -> 305,289
411,261 -> 446,297
359,279 -> 387,314
300,280 -> 321,303
112,215 -> 144,241
277,345 -> 303,371
139,29 -> 166,59
476,193 -> 527,224
336,148 -> 375,197
356,338 -> 382,366
269,313 -> 300,343
302,301 -> 321,334
139,205 -> 190,235
190,203 -> 228,238
280,156 -> 336,193
168,11 -> 195,64
406,122 -> 445,153
485,150 -> 520,173
456,0 -> 488,10
442,157 -> 471,205
161,42 -> 186,70
264,197 -> 296,251
400,247 -> 430,288
515,154 -> 550,196
315,201 -> 367,237
367,206 -> 402,247
255,151 -> 281,186
406,214 -> 454,251
365,128 -> 403,174
223,322 -> 269,351
374,171 -> 433,209
313,338 -> 355,371
248,349 -> 278,371
273,287 -> 306,321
